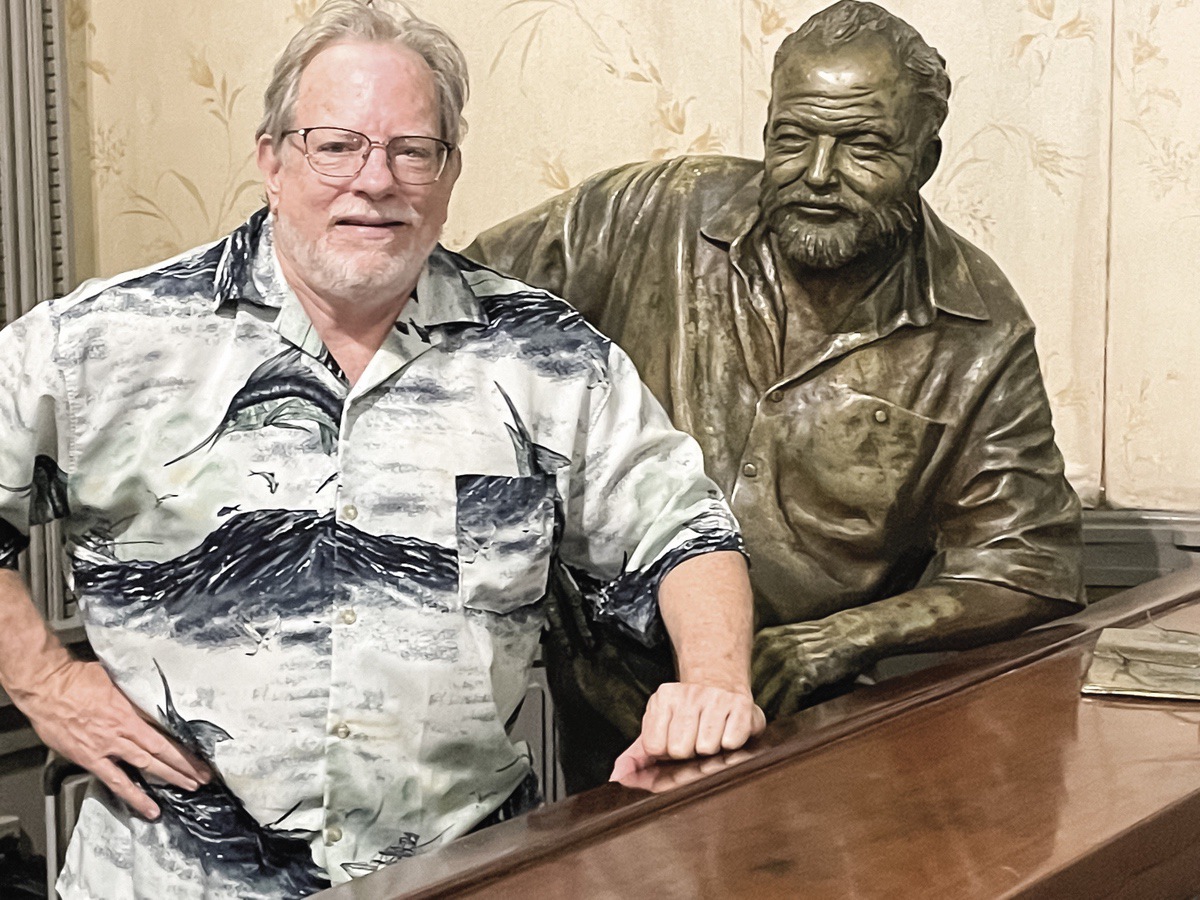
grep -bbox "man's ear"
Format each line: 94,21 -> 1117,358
256,134 -> 283,211
916,137 -> 942,189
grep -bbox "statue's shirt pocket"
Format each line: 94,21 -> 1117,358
455,473 -> 556,614
774,386 -> 945,539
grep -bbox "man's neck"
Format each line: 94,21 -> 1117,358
276,254 -> 416,386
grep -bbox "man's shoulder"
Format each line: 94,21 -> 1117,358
50,236 -> 227,324
447,249 -> 613,358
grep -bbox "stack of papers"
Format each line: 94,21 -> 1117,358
1082,624 -> 1200,700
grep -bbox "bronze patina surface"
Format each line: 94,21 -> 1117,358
467,0 -> 1083,789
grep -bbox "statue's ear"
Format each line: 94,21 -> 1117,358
916,137 -> 942,189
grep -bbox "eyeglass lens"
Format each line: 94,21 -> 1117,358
302,127 -> 447,183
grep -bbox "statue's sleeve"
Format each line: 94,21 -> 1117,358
921,329 -> 1085,605
0,305 -> 69,569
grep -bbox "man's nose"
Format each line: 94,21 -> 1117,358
351,143 -> 399,194
800,135 -> 838,190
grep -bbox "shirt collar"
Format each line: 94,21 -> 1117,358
700,172 -> 989,323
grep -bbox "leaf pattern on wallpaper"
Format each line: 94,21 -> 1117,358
931,118 -> 1082,244
1121,0 -> 1200,198
493,0 -> 727,170
1014,1 -> 1097,83
118,53 -> 259,255
742,0 -> 795,101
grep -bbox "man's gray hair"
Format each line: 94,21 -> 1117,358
775,1 -> 950,137
257,0 -> 469,147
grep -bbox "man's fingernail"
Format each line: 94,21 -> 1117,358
146,804 -> 161,820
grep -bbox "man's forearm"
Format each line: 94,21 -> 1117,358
657,550 -> 755,692
610,549 -> 763,776
0,567 -> 72,703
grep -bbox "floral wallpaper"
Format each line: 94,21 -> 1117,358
60,0 -> 1200,510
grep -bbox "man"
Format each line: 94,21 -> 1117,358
468,0 -> 1084,788
0,2 -> 762,896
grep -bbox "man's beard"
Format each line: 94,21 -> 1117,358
768,194 -> 920,273
272,214 -> 435,303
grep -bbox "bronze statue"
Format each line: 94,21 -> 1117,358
467,0 -> 1084,790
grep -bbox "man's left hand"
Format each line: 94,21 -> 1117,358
609,683 -> 765,781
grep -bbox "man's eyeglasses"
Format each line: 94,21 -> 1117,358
283,127 -> 454,185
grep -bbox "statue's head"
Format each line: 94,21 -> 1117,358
760,1 -> 950,273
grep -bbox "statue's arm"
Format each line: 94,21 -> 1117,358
752,581 -> 1075,718
754,329 -> 1084,718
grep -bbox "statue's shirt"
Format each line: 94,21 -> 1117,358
468,156 -> 1083,626
0,210 -> 740,898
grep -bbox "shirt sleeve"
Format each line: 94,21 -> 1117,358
922,330 -> 1084,605
0,305 -> 70,569
556,342 -> 744,647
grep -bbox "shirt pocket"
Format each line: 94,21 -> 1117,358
455,473 -> 557,614
776,386 -> 945,541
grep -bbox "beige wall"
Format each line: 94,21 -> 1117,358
63,0 -> 1200,511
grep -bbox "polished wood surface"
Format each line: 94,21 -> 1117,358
316,567 -> 1200,899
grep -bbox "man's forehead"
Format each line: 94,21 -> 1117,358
294,40 -> 437,115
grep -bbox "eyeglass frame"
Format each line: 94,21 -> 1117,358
282,126 -> 456,185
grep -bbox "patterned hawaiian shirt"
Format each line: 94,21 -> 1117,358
0,209 -> 741,899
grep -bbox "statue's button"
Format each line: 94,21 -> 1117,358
768,390 -> 784,403
874,409 -> 889,424
333,722 -> 351,740
340,608 -> 357,625
325,826 -> 343,844
342,503 -> 358,521
742,463 -> 758,478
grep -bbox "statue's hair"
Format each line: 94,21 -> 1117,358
257,0 -> 469,147
775,1 -> 950,137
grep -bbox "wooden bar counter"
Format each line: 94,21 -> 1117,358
316,567 -> 1200,899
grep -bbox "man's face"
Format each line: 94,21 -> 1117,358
760,34 -> 937,272
257,40 -> 459,306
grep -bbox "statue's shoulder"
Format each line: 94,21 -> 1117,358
582,155 -> 760,216
923,206 -> 1035,331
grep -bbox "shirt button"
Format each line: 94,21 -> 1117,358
768,390 -> 784,403
342,503 -> 358,521
325,826 -> 343,844
742,463 -> 758,478
333,723 -> 351,739
340,608 -> 357,625
874,409 -> 889,424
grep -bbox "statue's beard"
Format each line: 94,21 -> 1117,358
767,194 -> 920,273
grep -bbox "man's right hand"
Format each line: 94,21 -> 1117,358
14,658 -> 211,820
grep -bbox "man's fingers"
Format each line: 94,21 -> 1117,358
694,702 -> 731,756
119,717 -> 212,787
92,758 -> 160,821
141,730 -> 212,786
609,735 -> 651,781
639,695 -> 672,758
665,700 -> 703,759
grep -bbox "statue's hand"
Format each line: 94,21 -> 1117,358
752,615 -> 873,719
